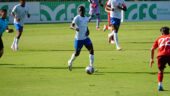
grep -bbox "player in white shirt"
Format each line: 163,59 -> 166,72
68,6 -> 94,71
88,0 -> 103,30
106,0 -> 127,50
11,0 -> 30,51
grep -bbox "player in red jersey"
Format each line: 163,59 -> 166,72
150,26 -> 170,91
103,0 -> 111,32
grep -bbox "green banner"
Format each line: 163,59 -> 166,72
124,2 -> 170,21
40,2 -> 107,22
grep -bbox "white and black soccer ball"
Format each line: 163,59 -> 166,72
85,66 -> 94,74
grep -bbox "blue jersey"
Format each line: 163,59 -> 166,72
0,18 -> 8,36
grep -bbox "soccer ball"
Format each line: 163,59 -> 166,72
85,66 -> 94,74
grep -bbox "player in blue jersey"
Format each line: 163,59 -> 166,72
88,0 -> 103,30
68,6 -> 94,71
0,9 -> 13,58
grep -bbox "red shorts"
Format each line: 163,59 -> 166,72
157,56 -> 170,70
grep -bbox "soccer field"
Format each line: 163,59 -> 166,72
0,21 -> 170,96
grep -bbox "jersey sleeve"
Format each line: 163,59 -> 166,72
72,16 -> 79,25
152,39 -> 159,49
107,0 -> 111,6
26,6 -> 30,15
11,5 -> 17,14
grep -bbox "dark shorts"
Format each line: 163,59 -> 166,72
0,37 -> 4,50
157,56 -> 170,70
74,38 -> 92,52
110,17 -> 121,27
14,23 -> 23,31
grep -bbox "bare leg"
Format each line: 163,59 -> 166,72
0,48 -> 3,58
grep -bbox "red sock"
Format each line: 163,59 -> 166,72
158,72 -> 163,82
106,25 -> 108,30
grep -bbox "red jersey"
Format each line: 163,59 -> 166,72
152,35 -> 170,57
105,0 -> 110,24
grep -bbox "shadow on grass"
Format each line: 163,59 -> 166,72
21,49 -> 74,52
21,49 -> 116,52
9,66 -> 106,70
162,90 -> 169,92
10,66 -> 84,70
0,64 -> 23,66
21,49 -> 151,52
96,71 -> 170,75
124,42 -> 153,44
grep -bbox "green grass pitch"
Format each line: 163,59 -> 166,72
0,21 -> 170,96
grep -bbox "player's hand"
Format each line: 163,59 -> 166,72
27,14 -> 31,18
111,8 -> 114,11
88,0 -> 92,3
75,28 -> 79,32
15,18 -> 20,22
86,30 -> 89,36
117,4 -> 127,11
122,6 -> 127,11
100,4 -> 104,7
6,29 -> 14,33
122,4 -> 127,11
149,59 -> 154,68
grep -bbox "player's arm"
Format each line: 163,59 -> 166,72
150,47 -> 155,68
5,26 -> 14,33
27,13 -> 30,18
11,11 -> 15,17
105,5 -> 111,13
117,3 -> 127,11
27,9 -> 31,18
106,0 -> 114,11
106,5 -> 114,11
86,27 -> 89,36
149,41 -> 158,68
70,23 -> 79,32
26,7 -> 31,18
11,11 -> 18,20
11,7 -> 20,22
88,0 -> 92,3
99,0 -> 104,7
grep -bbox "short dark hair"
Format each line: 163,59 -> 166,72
0,9 -> 7,13
79,6 -> 85,12
160,26 -> 169,35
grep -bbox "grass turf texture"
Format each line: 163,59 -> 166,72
0,21 -> 170,96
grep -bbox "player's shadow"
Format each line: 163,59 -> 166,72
96,71 -> 170,75
10,66 -> 106,70
125,41 -> 153,44
162,89 -> 169,91
0,63 -> 22,66
22,49 -> 127,52
22,49 -> 74,52
10,66 -> 85,70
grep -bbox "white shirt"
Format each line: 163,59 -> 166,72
11,4 -> 29,26
72,15 -> 89,40
107,0 -> 125,19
